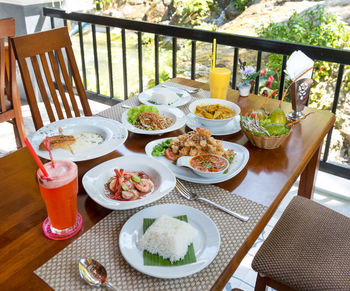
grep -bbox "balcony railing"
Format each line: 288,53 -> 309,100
43,7 -> 350,180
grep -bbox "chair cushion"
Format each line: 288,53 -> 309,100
252,196 -> 350,291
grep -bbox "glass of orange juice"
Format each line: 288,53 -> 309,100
37,160 -> 82,240
209,67 -> 231,99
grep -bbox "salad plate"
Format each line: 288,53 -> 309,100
82,155 -> 176,210
119,204 -> 220,279
186,113 -> 241,136
138,86 -> 192,107
121,105 -> 186,135
30,116 -> 128,162
145,137 -> 249,184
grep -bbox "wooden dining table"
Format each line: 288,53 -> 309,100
0,78 -> 335,290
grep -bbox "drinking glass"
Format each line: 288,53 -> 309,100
37,160 -> 82,240
209,68 -> 231,99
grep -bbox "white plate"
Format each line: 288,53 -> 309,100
145,137 -> 249,184
82,155 -> 176,210
30,116 -> 128,162
138,87 -> 192,107
121,106 -> 186,135
186,113 -> 241,136
119,204 -> 220,279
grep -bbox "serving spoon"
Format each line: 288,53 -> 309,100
79,258 -> 119,290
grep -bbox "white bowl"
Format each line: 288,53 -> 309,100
176,154 -> 229,178
82,155 -> 176,210
188,98 -> 241,128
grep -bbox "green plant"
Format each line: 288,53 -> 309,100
256,5 -> 350,103
174,0 -> 213,26
94,0 -> 113,10
233,0 -> 251,12
147,70 -> 171,89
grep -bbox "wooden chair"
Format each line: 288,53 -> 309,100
252,196 -> 350,291
11,27 -> 92,131
0,18 -> 26,148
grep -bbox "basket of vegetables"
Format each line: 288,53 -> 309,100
241,66 -> 315,150
240,108 -> 293,149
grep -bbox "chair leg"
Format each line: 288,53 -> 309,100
13,120 -> 25,149
255,273 -> 267,291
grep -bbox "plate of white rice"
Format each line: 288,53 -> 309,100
119,204 -> 220,279
138,86 -> 192,108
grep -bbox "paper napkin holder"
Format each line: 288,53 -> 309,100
288,78 -> 313,120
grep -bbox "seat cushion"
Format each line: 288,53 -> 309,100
252,196 -> 350,291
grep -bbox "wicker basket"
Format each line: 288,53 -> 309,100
241,123 -> 293,149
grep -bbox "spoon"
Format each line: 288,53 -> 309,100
121,105 -> 130,109
79,258 -> 119,290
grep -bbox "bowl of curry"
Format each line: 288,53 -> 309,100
177,154 -> 229,178
189,98 -> 241,128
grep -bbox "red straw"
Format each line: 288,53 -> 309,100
43,136 -> 55,168
24,137 -> 49,177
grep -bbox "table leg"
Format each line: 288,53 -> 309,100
298,144 -> 322,199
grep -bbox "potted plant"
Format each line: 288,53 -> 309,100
238,59 -> 260,97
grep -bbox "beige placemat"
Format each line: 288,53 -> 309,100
34,182 -> 267,290
97,82 -> 210,121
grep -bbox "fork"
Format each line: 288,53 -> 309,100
176,180 -> 249,222
161,84 -> 199,94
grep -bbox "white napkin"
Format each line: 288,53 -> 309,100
285,50 -> 314,81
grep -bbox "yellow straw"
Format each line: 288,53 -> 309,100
212,38 -> 216,71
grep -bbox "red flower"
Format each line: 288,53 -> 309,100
266,75 -> 274,88
260,68 -> 267,76
274,68 -> 278,71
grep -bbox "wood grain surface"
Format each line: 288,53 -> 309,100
0,78 -> 335,290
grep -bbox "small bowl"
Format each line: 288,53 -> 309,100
176,154 -> 229,178
188,98 -> 241,128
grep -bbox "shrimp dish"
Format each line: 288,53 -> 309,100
105,169 -> 154,201
168,127 -> 235,162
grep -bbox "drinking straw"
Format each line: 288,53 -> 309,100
212,38 -> 216,71
24,138 -> 49,177
43,137 -> 55,168
262,89 -> 278,107
280,66 -> 314,106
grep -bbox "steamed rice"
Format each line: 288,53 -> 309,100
138,215 -> 197,262
149,88 -> 180,105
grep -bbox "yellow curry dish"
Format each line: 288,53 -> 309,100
194,104 -> 236,120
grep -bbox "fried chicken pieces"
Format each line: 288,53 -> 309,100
169,127 -> 234,160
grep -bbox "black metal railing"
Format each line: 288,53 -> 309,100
43,7 -> 350,179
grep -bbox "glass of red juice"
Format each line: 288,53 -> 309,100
37,160 -> 82,240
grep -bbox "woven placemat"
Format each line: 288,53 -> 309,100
34,181 -> 267,290
97,82 -> 210,121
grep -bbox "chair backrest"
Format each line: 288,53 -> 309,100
11,27 -> 92,130
0,18 -> 26,148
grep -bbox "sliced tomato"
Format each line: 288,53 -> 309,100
165,148 -> 176,161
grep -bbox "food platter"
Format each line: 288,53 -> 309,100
119,204 -> 220,279
138,86 -> 192,107
186,113 -> 241,136
30,116 -> 128,162
82,155 -> 176,210
121,106 -> 186,135
145,137 -> 249,184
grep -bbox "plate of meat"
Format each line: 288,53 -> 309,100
82,155 -> 176,210
30,116 -> 128,162
145,128 -> 249,184
121,105 -> 186,135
